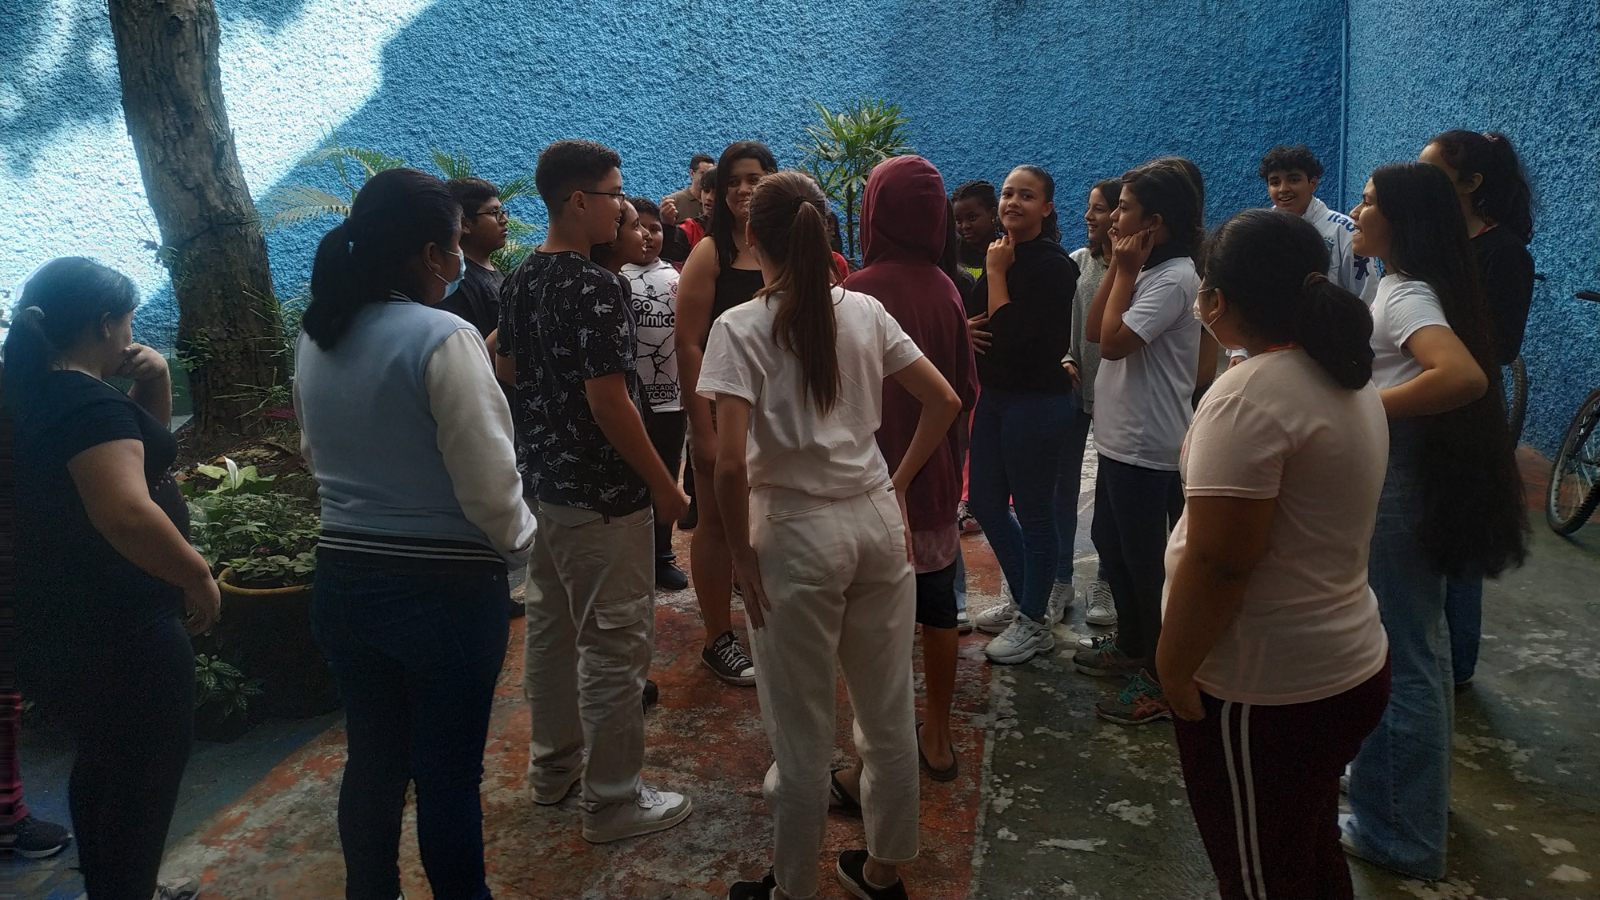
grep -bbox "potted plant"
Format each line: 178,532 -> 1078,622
194,653 -> 264,743
798,96 -> 914,261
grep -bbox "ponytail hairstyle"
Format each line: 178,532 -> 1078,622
2,257 -> 138,402
709,141 -> 779,269
1202,210 -> 1373,389
1370,161 -> 1527,577
1089,178 -> 1122,258
304,168 -> 461,352
1010,165 -> 1061,243
748,171 -> 841,415
1121,160 -> 1206,253
1151,155 -> 1206,209
1426,130 -> 1534,243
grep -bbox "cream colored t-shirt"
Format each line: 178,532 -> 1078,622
1163,349 -> 1390,705
698,287 -> 923,499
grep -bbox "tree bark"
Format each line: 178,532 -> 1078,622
108,0 -> 281,439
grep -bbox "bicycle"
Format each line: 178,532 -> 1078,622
1546,289 -> 1600,535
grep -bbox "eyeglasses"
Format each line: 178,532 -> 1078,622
579,189 -> 628,202
469,208 -> 508,221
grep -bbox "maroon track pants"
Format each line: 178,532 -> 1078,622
2,689 -> 27,827
1174,660 -> 1391,900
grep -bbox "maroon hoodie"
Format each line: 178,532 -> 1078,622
844,156 -> 979,569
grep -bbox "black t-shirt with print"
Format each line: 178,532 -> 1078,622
499,251 -> 650,516
13,371 -> 189,650
436,260 -> 503,337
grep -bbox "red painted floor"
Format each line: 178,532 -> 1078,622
160,533 -> 1005,899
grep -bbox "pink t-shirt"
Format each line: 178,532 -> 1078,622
1163,349 -> 1390,705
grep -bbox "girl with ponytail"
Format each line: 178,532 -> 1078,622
700,170 -> 961,900
1420,131 -> 1537,688
1156,209 -> 1392,899
1341,162 -> 1526,881
5,257 -> 217,897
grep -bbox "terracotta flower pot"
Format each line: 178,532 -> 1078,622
212,569 -> 338,719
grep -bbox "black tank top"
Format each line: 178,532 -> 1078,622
711,265 -> 765,331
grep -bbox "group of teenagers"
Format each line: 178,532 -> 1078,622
1,122 -> 1535,900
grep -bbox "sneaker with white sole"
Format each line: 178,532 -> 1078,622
582,785 -> 693,843
955,609 -> 972,634
973,601 -> 1016,635
702,630 -> 756,686
1085,580 -> 1117,626
1046,582 -> 1074,626
984,615 -> 1055,665
1,814 -> 71,859
153,878 -> 200,900
530,760 -> 585,806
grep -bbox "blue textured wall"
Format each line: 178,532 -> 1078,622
1344,0 -> 1600,453
4,0 -> 1594,453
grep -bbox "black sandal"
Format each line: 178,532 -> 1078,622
829,768 -> 862,817
917,723 -> 960,782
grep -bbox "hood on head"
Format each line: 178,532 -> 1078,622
859,155 -> 948,266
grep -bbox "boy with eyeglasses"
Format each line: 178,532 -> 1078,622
441,177 -> 509,337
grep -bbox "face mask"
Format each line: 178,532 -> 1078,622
1192,295 -> 1232,348
435,248 -> 466,298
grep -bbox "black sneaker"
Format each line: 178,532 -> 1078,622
728,870 -> 776,900
152,877 -> 200,900
678,497 -> 699,530
656,560 -> 689,591
643,679 -> 659,710
3,814 -> 72,859
836,849 -> 909,900
702,630 -> 756,686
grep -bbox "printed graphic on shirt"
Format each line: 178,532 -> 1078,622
623,261 -> 682,412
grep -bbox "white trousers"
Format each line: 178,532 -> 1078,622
748,485 -> 920,899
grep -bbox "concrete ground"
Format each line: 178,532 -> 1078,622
16,451 -> 1600,899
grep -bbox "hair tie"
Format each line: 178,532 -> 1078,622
22,305 -> 44,320
1303,271 -> 1329,289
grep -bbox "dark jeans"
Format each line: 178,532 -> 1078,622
1443,574 -> 1482,683
643,406 -> 687,563
27,614 -> 194,900
1092,455 -> 1181,672
311,555 -> 511,900
968,387 -> 1074,621
1175,661 -> 1391,900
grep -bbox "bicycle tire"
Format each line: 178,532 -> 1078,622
1507,355 -> 1528,444
1547,386 -> 1600,535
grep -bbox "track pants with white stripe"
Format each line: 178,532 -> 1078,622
1174,662 -> 1391,900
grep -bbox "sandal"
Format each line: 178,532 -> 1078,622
917,723 -> 960,782
829,768 -> 862,817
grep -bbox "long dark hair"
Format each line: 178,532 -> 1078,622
1010,165 -> 1061,243
939,198 -> 977,302
1121,161 -> 1205,252
2,258 -> 139,400
748,171 -> 840,414
1088,178 -> 1122,258
1427,130 -> 1534,243
709,141 -> 779,270
1372,161 -> 1526,577
304,168 -> 460,351
1203,210 -> 1373,389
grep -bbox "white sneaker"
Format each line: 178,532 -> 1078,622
984,615 -> 1055,665
1085,580 -> 1117,626
152,879 -> 200,900
955,609 -> 972,634
1046,582 -> 1074,626
973,601 -> 1016,635
582,785 -> 693,843
529,760 -> 584,806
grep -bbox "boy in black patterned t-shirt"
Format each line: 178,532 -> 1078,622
501,140 -> 692,844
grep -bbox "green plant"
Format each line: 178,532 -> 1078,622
182,456 -> 278,499
194,654 -> 264,722
225,551 -> 317,588
186,459 -> 319,573
798,97 -> 915,260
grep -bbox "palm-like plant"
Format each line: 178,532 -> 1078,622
799,97 -> 914,260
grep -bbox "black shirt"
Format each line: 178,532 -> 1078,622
968,237 -> 1080,394
436,260 -> 503,337
1472,226 -> 1535,366
13,371 -> 188,647
498,251 -> 650,516
710,265 -> 766,338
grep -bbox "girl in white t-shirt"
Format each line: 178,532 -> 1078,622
700,171 -> 961,900
1339,162 -> 1526,882
1157,209 -> 1390,899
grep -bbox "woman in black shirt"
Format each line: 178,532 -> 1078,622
5,257 -> 217,900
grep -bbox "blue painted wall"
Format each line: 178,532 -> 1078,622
1344,0 -> 1600,454
3,0 -> 1594,452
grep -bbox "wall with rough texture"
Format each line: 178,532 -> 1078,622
1344,0 -> 1600,453
4,0 -> 1595,453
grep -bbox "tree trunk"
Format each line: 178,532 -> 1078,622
108,0 -> 281,440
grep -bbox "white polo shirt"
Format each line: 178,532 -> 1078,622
1093,256 -> 1202,471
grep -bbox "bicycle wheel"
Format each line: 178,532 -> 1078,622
1547,386 -> 1600,535
1506,355 -> 1528,444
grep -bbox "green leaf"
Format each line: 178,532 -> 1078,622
431,149 -> 477,180
258,185 -> 351,233
497,175 -> 538,204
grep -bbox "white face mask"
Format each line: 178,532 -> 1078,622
1192,291 -> 1236,350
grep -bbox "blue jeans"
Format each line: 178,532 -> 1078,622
1054,406 -> 1095,585
1444,575 -> 1482,683
954,546 -> 968,613
968,388 -> 1074,622
311,554 -> 511,900
1091,455 -> 1181,671
1347,433 -> 1453,880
